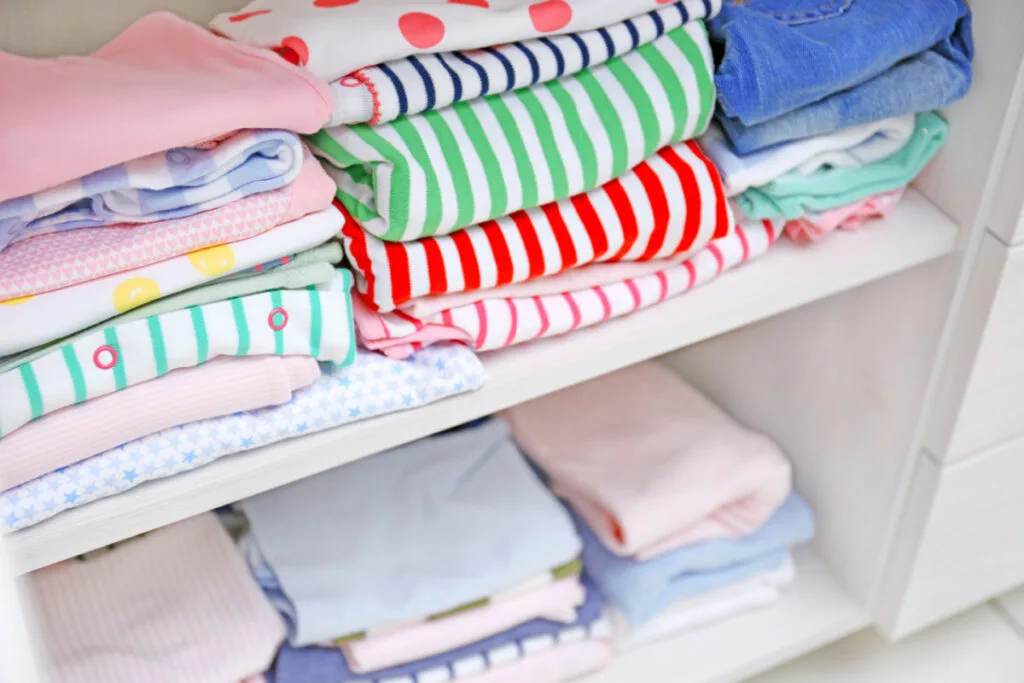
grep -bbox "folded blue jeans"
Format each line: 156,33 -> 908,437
710,0 -> 973,126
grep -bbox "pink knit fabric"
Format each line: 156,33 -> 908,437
342,577 -> 585,673
0,149 -> 335,300
0,356 -> 320,490
504,362 -> 792,560
0,12 -> 331,203
783,188 -> 905,245
34,513 -> 286,683
460,640 -> 612,683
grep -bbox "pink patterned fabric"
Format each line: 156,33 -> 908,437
0,149 -> 335,300
355,220 -> 781,358
783,188 -> 905,245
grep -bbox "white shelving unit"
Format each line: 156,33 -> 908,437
6,191 -> 956,576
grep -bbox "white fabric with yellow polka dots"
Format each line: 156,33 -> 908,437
0,270 -> 354,440
0,206 -> 342,357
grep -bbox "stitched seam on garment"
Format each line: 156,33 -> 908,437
742,0 -> 853,23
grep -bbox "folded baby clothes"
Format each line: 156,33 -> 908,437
340,577 -> 585,673
0,356 -> 320,490
0,206 -> 344,357
784,188 -> 906,245
0,130 -> 306,251
612,554 -> 795,650
239,418 -> 580,646
343,139 -> 731,312
0,149 -> 335,300
0,13 -> 331,206
211,0 -> 720,83
581,493 -> 815,624
354,219 -> 779,359
328,0 -> 718,126
0,271 -> 353,439
33,513 -> 285,683
506,361 -> 791,559
710,0 -> 971,127
0,246 -> 342,374
458,640 -> 612,683
737,112 -> 947,220
1,346 -> 485,533
314,20 -> 714,243
271,577 -> 610,683
699,115 -> 916,197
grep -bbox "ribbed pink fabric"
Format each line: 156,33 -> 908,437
0,12 -> 331,203
0,356 -> 320,490
460,640 -> 612,683
34,513 -> 285,683
342,577 -> 585,673
504,362 -> 792,560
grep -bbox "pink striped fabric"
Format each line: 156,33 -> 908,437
34,513 -> 285,683
342,141 -> 733,312
0,148 -> 335,300
354,220 -> 781,358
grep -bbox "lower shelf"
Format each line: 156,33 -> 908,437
6,190 -> 957,574
585,548 -> 869,683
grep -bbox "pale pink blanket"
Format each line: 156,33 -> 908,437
0,356 -> 320,490
461,640 -> 612,683
0,149 -> 335,300
784,188 -> 906,244
341,577 -> 585,673
504,362 -> 792,560
34,513 -> 286,683
355,220 -> 781,359
0,12 -> 331,203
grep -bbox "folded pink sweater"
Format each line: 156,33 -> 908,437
0,356 -> 320,490
504,362 -> 792,559
0,12 -> 331,203
33,513 -> 286,683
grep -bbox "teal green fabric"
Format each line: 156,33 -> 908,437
736,112 -> 948,220
0,244 -> 343,373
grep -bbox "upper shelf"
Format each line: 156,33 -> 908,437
6,189 -> 958,575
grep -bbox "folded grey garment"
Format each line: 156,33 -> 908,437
0,241 -> 345,373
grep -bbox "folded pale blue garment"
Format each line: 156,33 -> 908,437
0,346 -> 486,532
267,577 -> 608,683
710,0 -> 972,127
0,129 -> 304,250
581,493 -> 815,625
238,417 -> 582,647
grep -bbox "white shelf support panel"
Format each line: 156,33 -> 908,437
5,190 -> 957,575
583,549 -> 869,683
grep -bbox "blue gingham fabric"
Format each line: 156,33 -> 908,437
0,129 -> 304,251
0,346 -> 486,533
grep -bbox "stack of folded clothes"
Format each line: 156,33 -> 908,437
236,418 -> 612,683
703,0 -> 971,242
505,362 -> 815,645
0,14 -> 486,533
31,513 -> 286,683
212,0 -> 786,358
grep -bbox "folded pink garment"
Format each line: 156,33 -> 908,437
341,577 -> 585,674
0,356 -> 320,490
783,188 -> 906,245
0,149 -> 335,300
461,640 -> 613,683
34,513 -> 286,683
0,12 -> 331,203
355,220 -> 780,359
503,362 -> 792,560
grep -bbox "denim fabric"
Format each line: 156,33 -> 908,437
717,35 -> 971,153
710,0 -> 973,127
737,111 -> 948,219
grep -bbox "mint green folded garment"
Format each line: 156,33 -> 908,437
736,112 -> 948,220
0,242 -> 343,373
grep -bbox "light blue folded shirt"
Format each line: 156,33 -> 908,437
239,418 -> 582,646
581,493 -> 815,625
